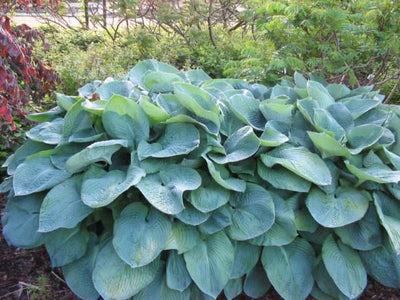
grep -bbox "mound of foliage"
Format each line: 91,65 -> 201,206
2,60 -> 400,300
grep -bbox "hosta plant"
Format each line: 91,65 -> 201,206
2,60 -> 400,300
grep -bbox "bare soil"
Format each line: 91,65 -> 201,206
0,192 -> 399,300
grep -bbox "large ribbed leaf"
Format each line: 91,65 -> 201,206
113,202 -> 171,268
165,220 -> 201,254
66,139 -> 128,173
39,175 -> 93,232
257,162 -> 311,193
307,80 -> 335,108
143,71 -> 184,93
347,124 -> 384,154
259,122 -> 289,147
308,131 -> 351,158
322,235 -> 367,298
306,187 -> 369,228
360,237 -> 400,289
137,166 -> 201,214
345,160 -> 400,184
227,183 -> 275,241
334,205 -> 382,251
81,164 -> 145,208
26,118 -> 64,145
229,94 -> 266,130
260,145 -> 332,185
199,205 -> 232,235
373,191 -> 400,254
224,278 -> 243,300
13,150 -> 71,196
342,98 -> 380,119
137,123 -> 200,160
313,108 -> 346,141
62,234 -> 99,300
166,251 -> 192,292
184,231 -> 234,298
95,80 -> 136,100
243,263 -> 271,298
230,242 -> 260,279
45,226 -> 90,267
262,238 -> 315,300
203,156 -> 246,192
190,180 -> 230,213
259,102 -> 294,124
2,193 -> 45,249
93,241 -> 160,300
102,94 -> 149,147
209,126 -> 260,164
62,100 -> 93,141
250,192 -> 297,246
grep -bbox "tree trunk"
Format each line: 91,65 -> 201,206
84,0 -> 89,29
102,0 -> 107,27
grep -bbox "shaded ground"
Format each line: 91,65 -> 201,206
0,192 -> 399,300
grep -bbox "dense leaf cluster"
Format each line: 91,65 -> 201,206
2,60 -> 400,300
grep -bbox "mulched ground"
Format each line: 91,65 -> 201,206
0,192 -> 399,300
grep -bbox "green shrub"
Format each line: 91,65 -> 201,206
2,60 -> 400,300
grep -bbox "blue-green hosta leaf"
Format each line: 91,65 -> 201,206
294,72 -> 307,88
56,92 -> 78,111
313,108 -> 346,141
227,183 -> 275,241
229,94 -> 266,130
219,100 -> 246,137
244,263 -> 271,298
185,69 -> 211,85
93,241 -> 160,300
270,85 -> 297,102
143,71 -> 184,93
13,150 -> 71,196
81,164 -> 145,208
113,202 -> 171,268
95,80 -> 136,100
1,193 -> 45,249
306,187 -> 369,228
224,278 -> 243,300
308,131 -> 351,158
165,220 -> 201,254
313,259 -> 349,300
250,192 -> 297,246
173,82 -> 220,129
50,143 -> 88,170
354,106 -> 390,127
166,251 -> 192,292
326,103 -> 354,132
137,123 -> 200,160
45,226 -> 90,267
383,147 -> 400,170
137,165 -> 201,214
259,102 -> 294,124
199,205 -> 232,235
27,106 -> 64,123
39,175 -> 93,232
209,126 -> 260,164
347,124 -> 384,154
262,238 -> 315,300
307,80 -> 335,108
0,177 -> 12,193
230,242 -> 260,279
4,140 -> 53,176
326,84 -> 350,100
81,99 -> 107,116
138,96 -> 170,124
322,235 -> 367,298
260,145 -> 332,185
203,156 -> 246,192
373,191 -> 400,254
26,118 -> 64,145
344,160 -> 400,184
297,98 -> 320,124
62,234 -> 100,300
135,263 -> 191,300
190,180 -> 230,213
184,231 -> 234,298
360,237 -> 400,289
62,100 -> 93,141
175,203 -> 210,226
257,162 -> 311,193
295,209 -> 319,233
334,205 -> 382,251
65,139 -> 128,173
128,59 -> 184,87
259,122 -> 289,147
342,98 -> 380,119
102,94 -> 149,147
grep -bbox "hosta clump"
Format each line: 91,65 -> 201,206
2,59 -> 400,300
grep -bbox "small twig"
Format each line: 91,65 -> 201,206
18,281 -> 40,290
383,77 -> 400,104
51,270 -> 66,284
